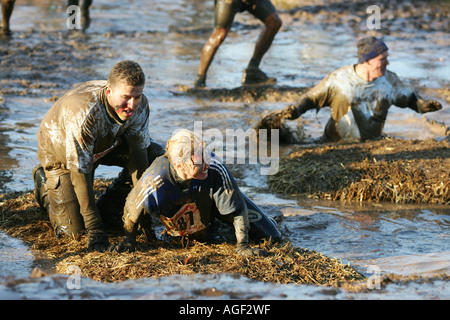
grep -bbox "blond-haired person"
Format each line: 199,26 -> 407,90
114,129 -> 280,255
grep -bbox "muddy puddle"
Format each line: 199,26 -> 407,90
0,0 -> 449,299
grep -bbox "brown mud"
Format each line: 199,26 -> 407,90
176,84 -> 308,103
273,0 -> 449,33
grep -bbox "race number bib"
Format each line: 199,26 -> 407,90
159,203 -> 207,236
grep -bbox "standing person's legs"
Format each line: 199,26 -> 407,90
80,0 -> 92,31
1,0 -> 15,35
194,27 -> 229,88
242,0 -> 282,84
194,0 -> 241,88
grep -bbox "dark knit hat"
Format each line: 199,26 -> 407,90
357,36 -> 388,63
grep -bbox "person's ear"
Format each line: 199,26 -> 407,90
105,86 -> 112,97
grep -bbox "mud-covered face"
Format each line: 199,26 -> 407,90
175,153 -> 210,181
105,82 -> 144,121
366,51 -> 389,80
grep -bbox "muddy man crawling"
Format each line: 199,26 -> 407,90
256,36 -> 443,143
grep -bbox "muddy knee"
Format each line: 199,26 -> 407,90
46,173 -> 85,237
265,13 -> 282,34
208,28 -> 228,47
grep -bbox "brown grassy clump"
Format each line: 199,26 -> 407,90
55,241 -> 364,286
0,185 -> 365,286
269,138 -> 449,204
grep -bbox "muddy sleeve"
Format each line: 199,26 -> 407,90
121,189 -> 143,241
65,112 -> 96,174
123,100 -> 152,183
210,162 -> 245,215
393,90 -> 443,114
122,214 -> 139,241
70,170 -> 103,231
389,72 -> 442,113
287,75 -> 334,120
127,144 -> 149,185
209,161 -> 250,244
122,167 -> 158,240
122,180 -> 146,234
391,79 -> 422,112
395,93 -> 442,114
232,203 -> 250,245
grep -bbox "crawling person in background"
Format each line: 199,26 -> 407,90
33,60 -> 164,252
194,0 -> 282,88
1,0 -> 14,36
256,36 -> 442,143
112,129 -> 281,256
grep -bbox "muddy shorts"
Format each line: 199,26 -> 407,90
214,0 -> 277,29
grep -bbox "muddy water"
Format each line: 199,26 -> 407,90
0,0 -> 449,299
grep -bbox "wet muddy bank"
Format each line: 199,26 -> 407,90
1,271 -> 449,300
175,84 -> 308,103
274,0 -> 449,33
1,189 -> 449,300
0,188 -> 365,287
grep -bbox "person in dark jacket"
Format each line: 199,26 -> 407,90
113,129 -> 281,256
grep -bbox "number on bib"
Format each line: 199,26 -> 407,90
159,203 -> 207,236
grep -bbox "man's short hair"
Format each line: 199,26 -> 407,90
107,60 -> 145,88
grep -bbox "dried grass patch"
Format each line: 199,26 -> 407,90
269,138 -> 449,204
0,186 -> 364,287
55,241 -> 364,286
